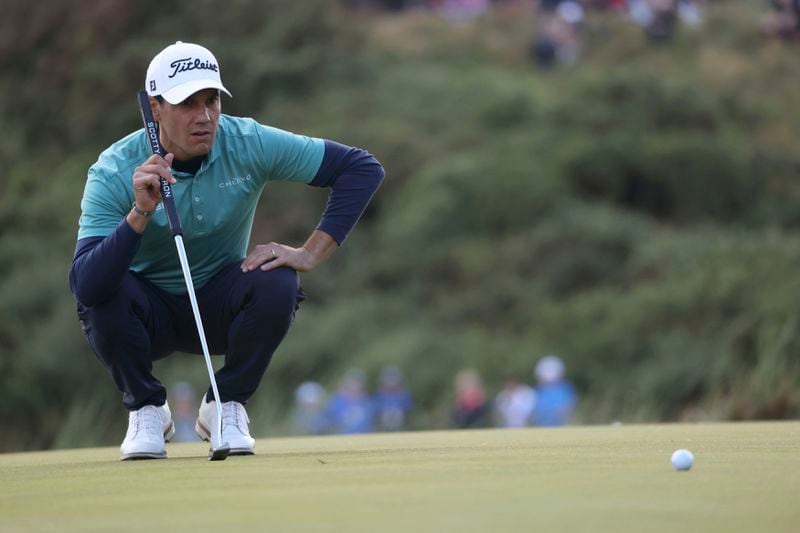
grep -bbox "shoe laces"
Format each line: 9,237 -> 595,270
133,405 -> 162,437
221,401 -> 249,434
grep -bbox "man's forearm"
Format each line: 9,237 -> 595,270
302,229 -> 338,268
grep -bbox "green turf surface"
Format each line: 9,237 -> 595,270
2,422 -> 798,532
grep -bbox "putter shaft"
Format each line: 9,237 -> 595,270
174,236 -> 226,448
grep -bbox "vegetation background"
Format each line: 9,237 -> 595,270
1,0 -> 799,452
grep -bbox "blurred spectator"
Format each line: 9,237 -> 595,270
494,378 -> 537,428
628,0 -> 677,41
343,0 -> 417,11
677,0 -> 705,27
761,0 -> 800,40
433,0 -> 491,21
292,381 -> 329,435
531,355 -> 578,426
452,368 -> 489,428
532,0 -> 585,69
584,0 -> 626,10
374,366 -> 414,431
170,381 -> 200,442
325,368 -> 376,434
628,0 -> 705,42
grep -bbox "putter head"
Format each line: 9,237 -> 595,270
208,443 -> 231,461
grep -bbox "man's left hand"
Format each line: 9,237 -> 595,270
241,243 -> 317,273
242,231 -> 338,273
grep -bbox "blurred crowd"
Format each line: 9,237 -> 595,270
167,355 -> 577,440
293,366 -> 414,435
452,355 -> 578,430
532,0 -> 706,68
344,1 -> 800,69
293,354 -> 577,436
760,0 -> 800,39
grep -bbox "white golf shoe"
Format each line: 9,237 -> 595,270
120,403 -> 175,460
195,394 -> 255,455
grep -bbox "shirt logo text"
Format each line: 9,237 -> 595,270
219,174 -> 252,189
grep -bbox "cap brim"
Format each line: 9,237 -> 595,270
160,79 -> 232,105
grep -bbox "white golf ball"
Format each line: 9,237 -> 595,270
671,449 -> 694,471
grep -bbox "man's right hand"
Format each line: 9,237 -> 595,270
127,153 -> 175,234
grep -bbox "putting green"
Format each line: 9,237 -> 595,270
2,422 -> 798,532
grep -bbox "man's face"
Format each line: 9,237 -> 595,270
151,88 -> 221,160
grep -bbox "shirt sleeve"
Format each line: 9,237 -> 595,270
308,140 -> 385,245
255,124 -> 325,183
77,163 -> 132,240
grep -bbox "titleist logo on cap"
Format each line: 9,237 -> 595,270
168,57 -> 219,79
145,42 -> 231,104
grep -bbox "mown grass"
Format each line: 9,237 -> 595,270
2,421 -> 798,532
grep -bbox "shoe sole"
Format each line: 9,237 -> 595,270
120,421 -> 176,461
120,452 -> 167,460
195,419 -> 255,456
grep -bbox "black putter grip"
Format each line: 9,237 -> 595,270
137,91 -> 183,236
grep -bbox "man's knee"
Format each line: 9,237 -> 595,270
245,267 -> 303,318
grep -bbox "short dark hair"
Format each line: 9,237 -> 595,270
154,95 -> 164,104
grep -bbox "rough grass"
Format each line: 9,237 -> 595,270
2,421 -> 798,532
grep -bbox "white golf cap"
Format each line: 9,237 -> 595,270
145,41 -> 231,104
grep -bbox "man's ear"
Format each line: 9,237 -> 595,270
149,96 -> 161,121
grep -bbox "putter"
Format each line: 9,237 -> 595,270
137,91 -> 231,461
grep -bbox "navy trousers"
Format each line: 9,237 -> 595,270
77,262 -> 304,410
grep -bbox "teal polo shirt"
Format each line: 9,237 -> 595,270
78,114 -> 325,294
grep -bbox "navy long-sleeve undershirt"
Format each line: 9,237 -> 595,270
70,140 -> 384,306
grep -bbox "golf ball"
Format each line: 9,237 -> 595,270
671,449 -> 694,471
